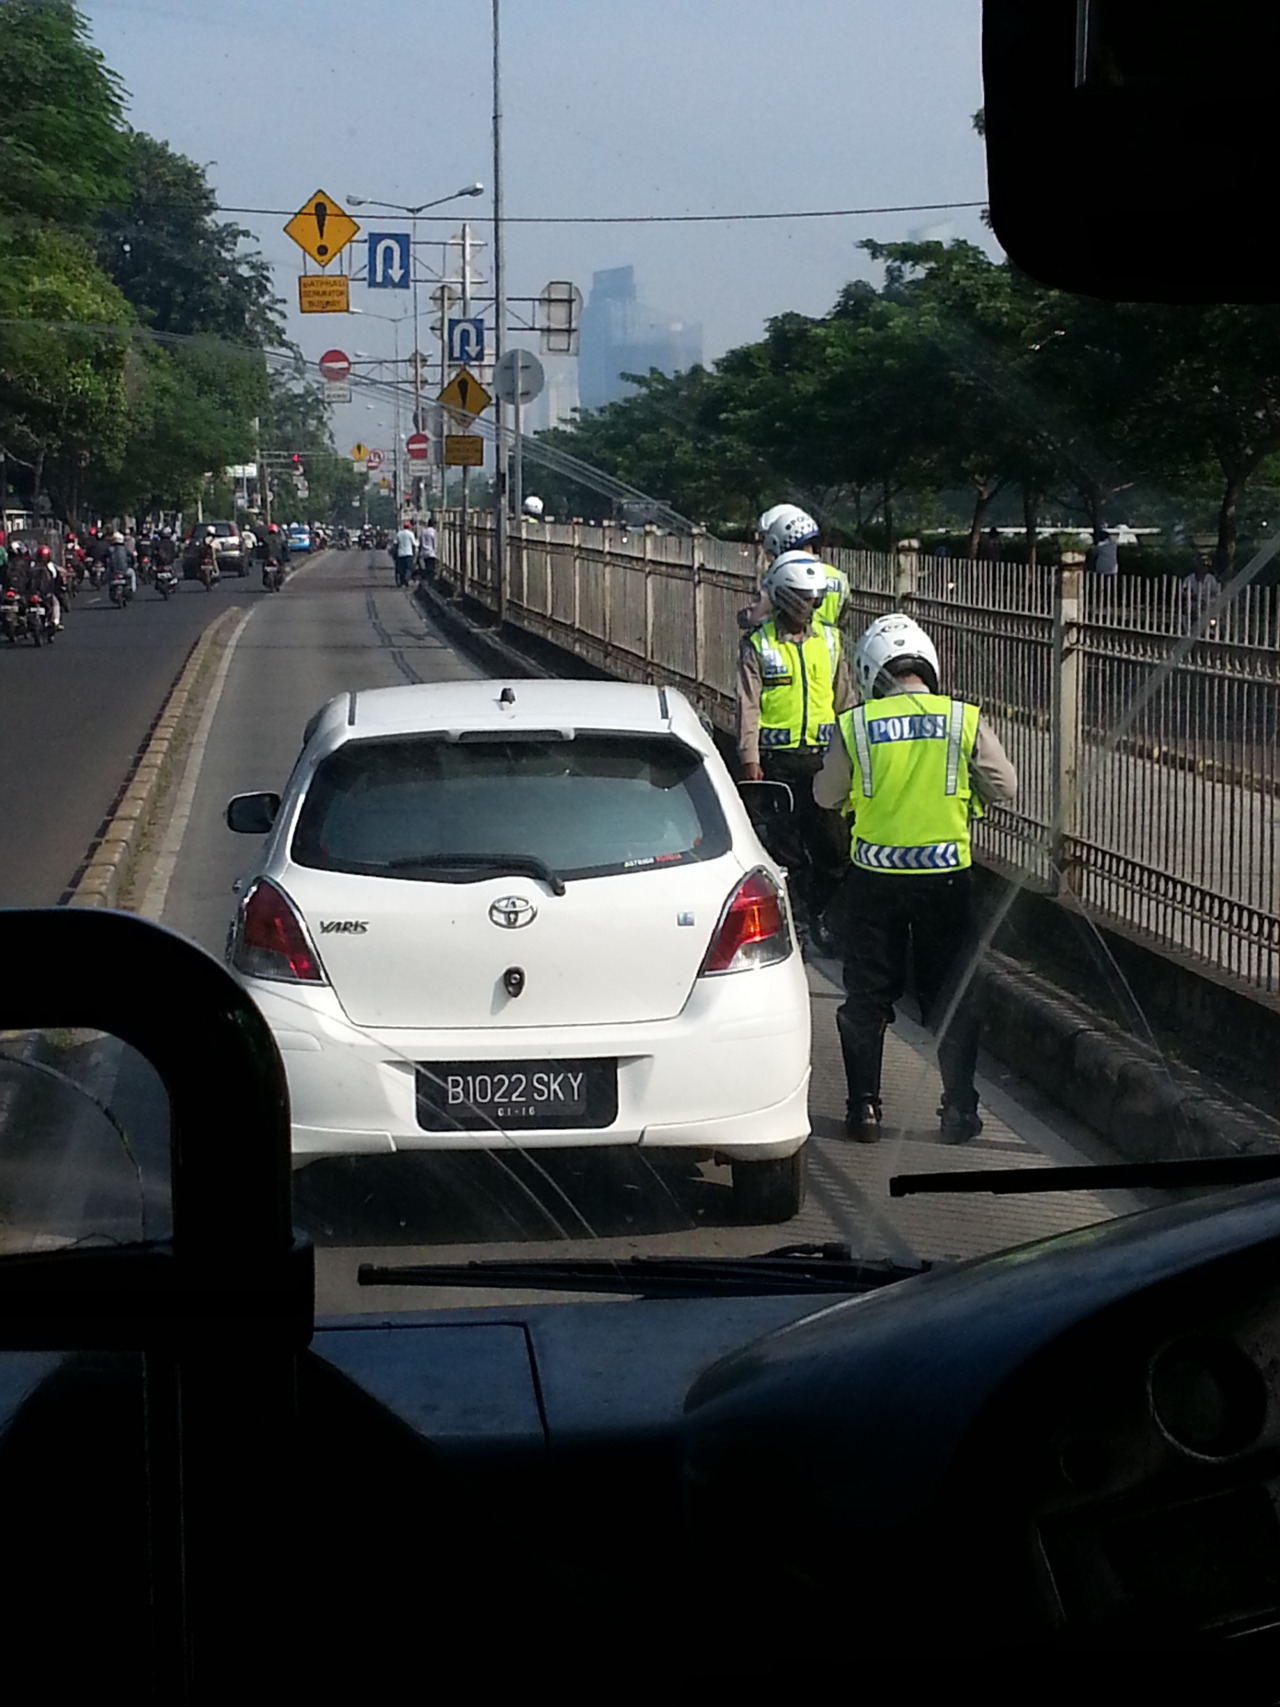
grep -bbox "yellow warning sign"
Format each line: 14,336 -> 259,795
298,274 -> 350,313
437,367 -> 491,415
379,477 -> 392,491
349,442 -> 371,461
285,190 -> 360,267
445,434 -> 484,467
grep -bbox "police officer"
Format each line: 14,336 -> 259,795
814,612 -> 1017,1143
742,505 -> 850,633
738,550 -> 853,951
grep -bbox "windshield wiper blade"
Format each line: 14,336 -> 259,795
358,1245 -> 928,1299
381,852 -> 567,895
890,1155 -> 1280,1198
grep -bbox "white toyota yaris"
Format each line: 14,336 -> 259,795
225,678 -> 812,1221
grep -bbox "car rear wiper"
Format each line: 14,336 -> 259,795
358,1244 -> 929,1299
890,1155 -> 1280,1197
380,853 -> 567,895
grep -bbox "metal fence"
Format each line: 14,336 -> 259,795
438,515 -> 1280,997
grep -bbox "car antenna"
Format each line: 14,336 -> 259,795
499,686 -> 516,705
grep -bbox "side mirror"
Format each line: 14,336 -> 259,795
226,792 -> 280,834
738,781 -> 795,825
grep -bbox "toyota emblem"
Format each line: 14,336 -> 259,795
489,895 -> 536,929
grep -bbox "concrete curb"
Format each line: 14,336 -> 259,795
412,575 -> 550,680
65,606 -> 243,911
978,954 -> 1280,1162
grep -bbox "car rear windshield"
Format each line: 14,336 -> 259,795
290,733 -> 731,881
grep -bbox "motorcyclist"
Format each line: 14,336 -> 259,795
155,527 -> 177,569
29,545 -> 62,631
737,549 -> 853,954
105,530 -> 136,597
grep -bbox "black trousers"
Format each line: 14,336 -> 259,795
836,866 -> 980,1116
759,749 -> 847,928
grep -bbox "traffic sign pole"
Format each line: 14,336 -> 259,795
492,0 -> 508,626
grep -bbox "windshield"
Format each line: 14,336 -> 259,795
1,0 -> 1275,1322
291,733 -> 728,879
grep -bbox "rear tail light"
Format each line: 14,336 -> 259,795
231,878 -> 327,984
699,869 -> 792,975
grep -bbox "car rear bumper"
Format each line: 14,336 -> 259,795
240,963 -> 811,1162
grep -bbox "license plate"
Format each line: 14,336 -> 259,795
415,1059 -> 618,1132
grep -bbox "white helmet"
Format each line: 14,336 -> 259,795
522,495 -> 544,518
853,613 -> 941,698
762,550 -> 826,626
762,505 -> 820,560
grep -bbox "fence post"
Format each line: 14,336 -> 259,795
1052,559 -> 1083,895
571,520 -> 581,632
894,538 -> 919,609
643,525 -> 656,673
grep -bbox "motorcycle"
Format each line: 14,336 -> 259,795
154,564 -> 178,601
2,589 -> 27,644
27,592 -> 56,645
262,560 -> 286,593
109,569 -> 132,608
199,551 -> 219,591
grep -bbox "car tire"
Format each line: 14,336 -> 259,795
731,1147 -> 806,1224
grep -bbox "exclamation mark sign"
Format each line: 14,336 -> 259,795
458,377 -> 470,410
314,199 -> 329,259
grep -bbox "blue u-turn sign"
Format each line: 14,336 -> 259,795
448,316 -> 486,363
367,233 -> 411,289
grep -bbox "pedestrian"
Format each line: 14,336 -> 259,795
1182,557 -> 1220,625
392,519 -> 417,587
418,513 -> 437,580
977,526 -> 1002,561
1090,529 -> 1119,575
814,611 -> 1017,1144
737,549 -> 853,955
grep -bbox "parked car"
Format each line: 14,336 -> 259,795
225,679 -> 812,1222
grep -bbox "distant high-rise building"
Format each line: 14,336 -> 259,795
577,265 -> 702,411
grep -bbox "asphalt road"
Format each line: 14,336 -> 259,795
0,549 -> 1139,1306
0,561 -> 262,907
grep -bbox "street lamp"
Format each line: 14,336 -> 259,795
347,184 -> 485,474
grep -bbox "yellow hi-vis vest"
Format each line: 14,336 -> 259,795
815,560 -> 849,627
749,618 -> 840,751
838,694 -> 982,873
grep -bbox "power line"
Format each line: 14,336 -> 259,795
213,199 -> 987,227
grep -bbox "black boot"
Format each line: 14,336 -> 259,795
844,1100 -> 882,1144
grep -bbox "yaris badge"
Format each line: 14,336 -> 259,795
490,896 -> 536,929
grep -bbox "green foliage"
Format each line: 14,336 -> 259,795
0,0 -> 126,227
539,238 -> 1280,573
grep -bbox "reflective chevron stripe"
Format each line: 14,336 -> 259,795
852,839 -> 962,873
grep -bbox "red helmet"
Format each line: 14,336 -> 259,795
269,523 -> 279,533
35,544 -> 51,561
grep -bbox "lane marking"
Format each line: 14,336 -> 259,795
140,605 -> 255,922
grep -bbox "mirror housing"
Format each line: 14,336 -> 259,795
226,792 -> 280,835
983,0 -> 1279,301
738,781 -> 795,824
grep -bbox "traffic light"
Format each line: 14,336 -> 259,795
291,453 -> 304,476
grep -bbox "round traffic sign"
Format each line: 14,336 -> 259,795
494,347 -> 545,405
319,348 -> 352,382
366,448 -> 385,471
406,432 -> 430,461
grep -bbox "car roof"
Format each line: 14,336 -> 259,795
306,678 -> 712,752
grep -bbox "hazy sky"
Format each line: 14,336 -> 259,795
81,0 -> 994,450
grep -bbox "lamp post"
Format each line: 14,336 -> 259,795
351,310 -> 410,511
347,183 -> 484,507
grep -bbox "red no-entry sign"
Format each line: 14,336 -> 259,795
318,348 -> 352,381
406,432 -> 430,461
